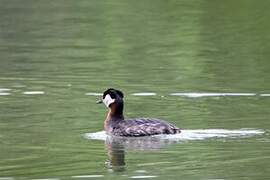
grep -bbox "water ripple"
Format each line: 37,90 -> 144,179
132,93 -> 157,96
23,91 -> 45,95
0,92 -> 10,96
0,88 -> 11,91
31,178 -> 59,180
85,129 -> 264,142
85,92 -> 103,96
170,93 -> 256,98
83,91 -> 270,98
1,90 -> 270,98
261,94 -> 270,97
0,88 -> 11,96
130,175 -> 157,179
71,175 -> 104,178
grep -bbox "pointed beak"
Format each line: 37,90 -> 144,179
96,99 -> 103,104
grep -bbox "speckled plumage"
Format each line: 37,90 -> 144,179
109,118 -> 180,137
99,88 -> 181,137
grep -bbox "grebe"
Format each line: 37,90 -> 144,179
97,88 -> 180,137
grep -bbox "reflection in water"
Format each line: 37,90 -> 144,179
104,135 -> 176,172
88,129 -> 265,172
105,138 -> 126,172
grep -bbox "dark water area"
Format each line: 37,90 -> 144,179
0,0 -> 270,179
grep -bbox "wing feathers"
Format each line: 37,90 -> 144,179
113,118 -> 180,137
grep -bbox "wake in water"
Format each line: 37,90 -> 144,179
85,129 -> 264,141
85,129 -> 264,150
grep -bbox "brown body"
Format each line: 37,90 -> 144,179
103,98 -> 180,137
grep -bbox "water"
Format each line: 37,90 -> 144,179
86,129 -> 265,142
1,0 -> 270,179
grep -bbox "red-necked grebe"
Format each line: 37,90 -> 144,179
97,88 -> 180,137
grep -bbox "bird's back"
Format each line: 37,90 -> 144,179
111,118 -> 180,137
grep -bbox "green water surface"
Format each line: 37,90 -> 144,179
0,0 -> 270,179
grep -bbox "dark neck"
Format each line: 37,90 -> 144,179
109,100 -> 124,119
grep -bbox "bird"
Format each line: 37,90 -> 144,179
96,88 -> 180,137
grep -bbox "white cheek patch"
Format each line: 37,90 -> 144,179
103,94 -> 115,107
